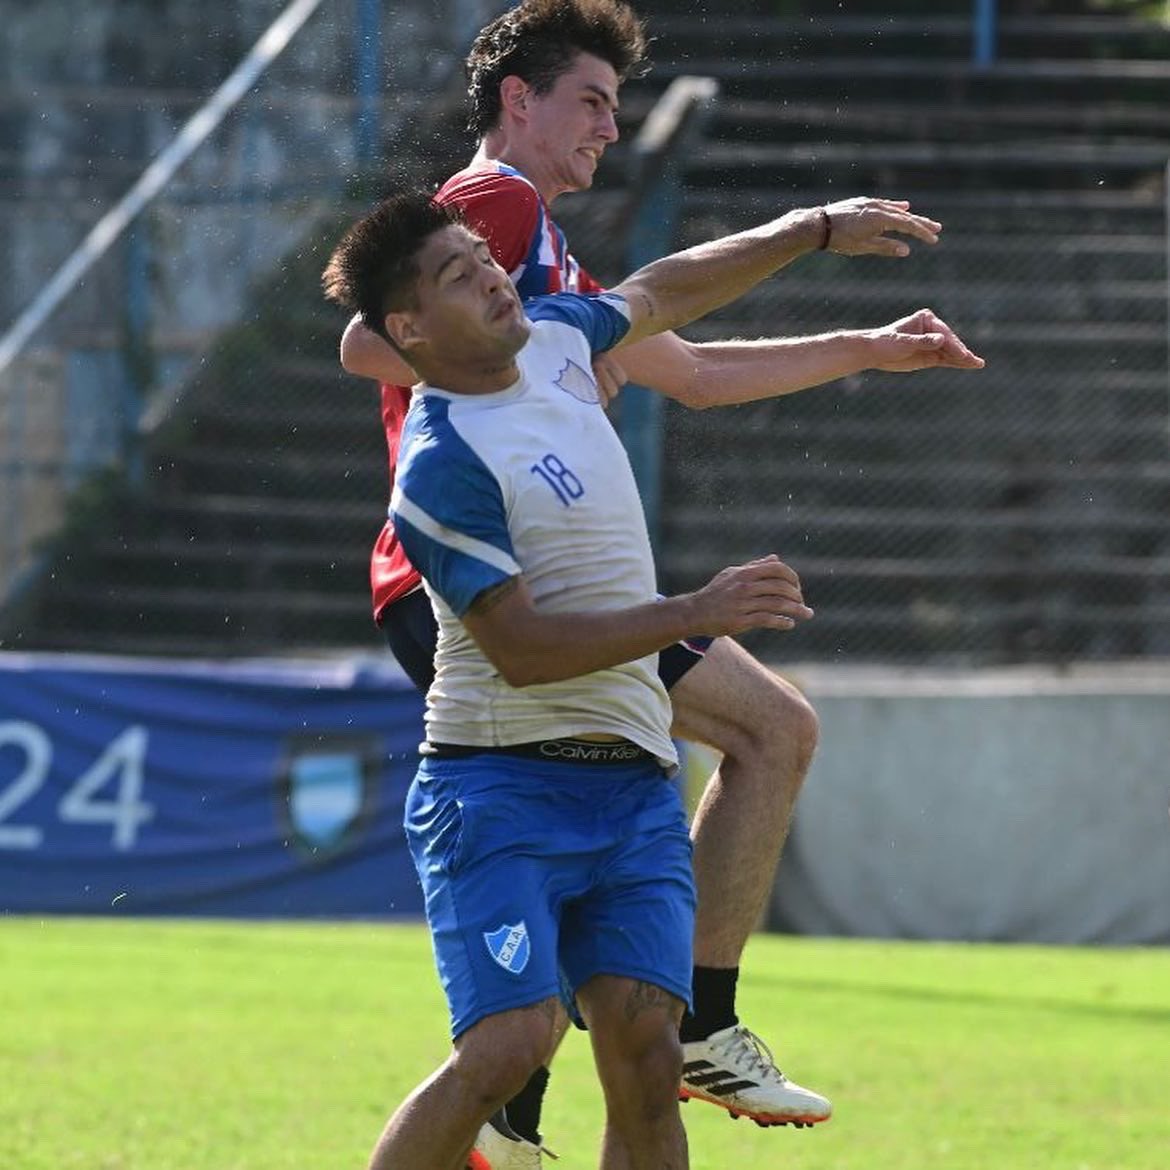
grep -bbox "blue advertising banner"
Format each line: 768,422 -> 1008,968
0,653 -> 426,917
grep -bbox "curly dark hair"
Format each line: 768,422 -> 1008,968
322,191 -> 465,346
465,0 -> 649,138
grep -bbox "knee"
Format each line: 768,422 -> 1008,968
767,680 -> 819,770
715,675 -> 819,777
616,1030 -> 685,1120
645,1031 -> 685,1102
451,1022 -> 549,1110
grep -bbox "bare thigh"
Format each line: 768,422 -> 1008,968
668,636 -> 817,759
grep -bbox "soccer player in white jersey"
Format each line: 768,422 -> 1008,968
322,191 -> 982,1170
341,4 -> 980,1159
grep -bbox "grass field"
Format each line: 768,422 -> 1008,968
2,918 -> 1168,1170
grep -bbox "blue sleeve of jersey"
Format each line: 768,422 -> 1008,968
523,291 -> 631,353
391,408 -> 521,618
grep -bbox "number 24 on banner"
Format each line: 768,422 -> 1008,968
0,721 -> 155,851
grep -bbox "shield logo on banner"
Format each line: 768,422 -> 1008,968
279,735 -> 377,857
483,921 -> 531,974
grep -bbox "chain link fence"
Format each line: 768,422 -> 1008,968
0,0 -> 494,652
2,1 -> 1169,666
644,185 -> 1170,665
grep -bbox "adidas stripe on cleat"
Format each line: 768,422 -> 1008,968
680,1024 -> 832,1128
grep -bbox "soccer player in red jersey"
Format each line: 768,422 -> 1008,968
337,1 -> 981,1163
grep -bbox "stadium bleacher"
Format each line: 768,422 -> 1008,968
3,0 -> 1168,663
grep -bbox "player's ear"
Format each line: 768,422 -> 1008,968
499,75 -> 530,120
385,310 -> 424,353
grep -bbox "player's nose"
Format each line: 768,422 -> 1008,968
479,263 -> 508,304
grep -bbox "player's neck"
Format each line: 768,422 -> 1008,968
472,139 -> 563,207
419,355 -> 521,397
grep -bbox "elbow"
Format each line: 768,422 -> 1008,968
663,372 -> 718,410
339,330 -> 364,376
671,383 -> 717,410
340,315 -> 383,378
662,347 -> 717,410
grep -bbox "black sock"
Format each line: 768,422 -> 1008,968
501,1065 -> 550,1145
679,965 -> 739,1043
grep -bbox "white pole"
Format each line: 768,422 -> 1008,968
0,0 -> 329,376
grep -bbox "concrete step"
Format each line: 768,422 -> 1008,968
104,492 -> 385,548
662,408 -> 1170,464
148,446 -> 388,502
696,275 -> 1167,326
664,460 -> 1170,518
672,96 -> 1170,147
41,580 -> 376,650
733,596 -> 1170,663
675,138 -> 1169,193
643,13 -> 1170,64
679,187 -> 1166,236
182,397 -> 381,449
640,55 -> 1170,106
661,498 -> 1170,563
674,231 -> 1168,285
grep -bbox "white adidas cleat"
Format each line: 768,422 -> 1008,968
467,1114 -> 555,1169
680,1024 -> 832,1128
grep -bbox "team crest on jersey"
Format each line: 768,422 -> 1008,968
553,358 -> 599,404
484,921 -> 531,974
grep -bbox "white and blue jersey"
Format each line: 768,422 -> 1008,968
391,292 -> 677,768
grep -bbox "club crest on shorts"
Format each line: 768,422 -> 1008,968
483,921 -> 531,974
553,358 -> 599,404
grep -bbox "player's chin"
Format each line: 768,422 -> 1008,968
572,156 -> 600,188
500,315 -> 531,349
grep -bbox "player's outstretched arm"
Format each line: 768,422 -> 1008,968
608,197 -> 940,351
339,312 -> 418,386
614,310 -> 984,410
461,557 -> 812,688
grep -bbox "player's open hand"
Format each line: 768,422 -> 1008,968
868,308 -> 986,372
690,555 -> 814,636
821,196 -> 941,257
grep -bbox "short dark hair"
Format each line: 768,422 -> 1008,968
322,192 -> 464,345
465,0 -> 648,139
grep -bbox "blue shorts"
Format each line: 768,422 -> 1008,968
404,752 -> 696,1039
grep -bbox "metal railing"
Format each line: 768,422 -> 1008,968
0,0 -> 330,380
0,0 -> 499,611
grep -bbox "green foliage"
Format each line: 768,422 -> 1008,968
2,919 -> 1168,1169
